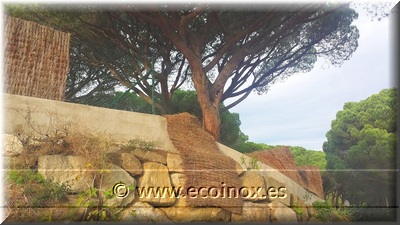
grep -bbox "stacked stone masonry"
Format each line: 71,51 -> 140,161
3,94 -> 324,222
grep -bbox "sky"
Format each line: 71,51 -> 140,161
225,4 -> 397,151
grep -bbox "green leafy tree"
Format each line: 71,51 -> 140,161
5,3 -> 360,141
65,44 -> 121,102
159,89 -> 250,148
170,90 -> 249,148
75,89 -> 247,148
234,142 -> 273,153
323,88 -> 397,209
76,91 -> 154,113
289,146 -> 326,170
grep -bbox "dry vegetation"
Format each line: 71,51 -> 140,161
4,114 -> 150,222
11,117 -> 115,171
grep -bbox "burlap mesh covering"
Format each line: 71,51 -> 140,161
297,165 -> 324,199
247,146 -> 302,185
247,146 -> 324,199
165,113 -> 243,214
3,16 -> 70,101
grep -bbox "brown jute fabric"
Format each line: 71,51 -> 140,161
247,147 -> 324,199
165,113 -> 243,214
3,16 -> 70,101
297,165 -> 324,199
247,146 -> 303,185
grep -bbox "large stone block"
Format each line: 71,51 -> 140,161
231,202 -> 270,222
38,155 -> 94,193
169,172 -> 186,188
268,201 -> 298,223
169,173 -> 188,207
265,176 -> 290,206
159,207 -> 231,222
120,153 -> 143,176
239,170 -> 268,202
98,163 -> 136,207
132,149 -> 166,165
3,134 -> 23,156
137,162 -> 176,206
38,155 -> 136,207
235,161 -> 245,176
166,153 -> 184,172
119,201 -> 172,223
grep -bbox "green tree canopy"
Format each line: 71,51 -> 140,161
75,89 -> 248,148
323,88 -> 397,208
5,3 -> 360,141
289,146 -> 326,170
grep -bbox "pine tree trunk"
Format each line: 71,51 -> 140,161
201,102 -> 221,140
194,81 -> 221,140
190,65 -> 222,141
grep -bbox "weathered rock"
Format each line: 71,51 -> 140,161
291,193 -> 309,221
231,202 -> 270,222
132,149 -> 166,165
119,201 -> 172,223
3,134 -> 23,156
265,177 -> 290,206
38,155 -> 93,193
169,173 -> 188,207
170,195 -> 188,207
137,162 -> 176,206
61,195 -> 88,221
98,163 -> 136,207
159,207 -> 231,222
38,155 -> 136,207
120,153 -> 143,176
169,173 -> 186,189
235,161 -> 245,175
166,153 -> 184,172
240,170 -> 268,202
268,201 -> 298,222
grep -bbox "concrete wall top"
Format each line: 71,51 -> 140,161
3,93 -> 178,153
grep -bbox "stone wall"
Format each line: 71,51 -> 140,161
3,93 -> 324,222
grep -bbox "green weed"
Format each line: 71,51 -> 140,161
7,169 -> 70,207
240,155 -> 260,170
125,138 -> 158,151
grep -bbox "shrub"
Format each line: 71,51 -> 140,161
5,169 -> 73,222
7,170 -> 70,206
239,156 -> 260,170
312,200 -> 349,222
348,207 -> 396,221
